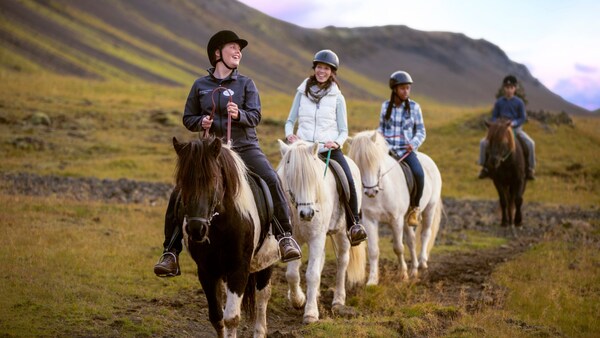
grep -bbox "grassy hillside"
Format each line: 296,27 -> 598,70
1,71 -> 598,206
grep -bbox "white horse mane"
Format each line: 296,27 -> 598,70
348,131 -> 388,176
222,144 -> 256,219
278,141 -> 326,206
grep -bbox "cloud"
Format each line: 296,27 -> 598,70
575,63 -> 598,74
553,76 -> 600,111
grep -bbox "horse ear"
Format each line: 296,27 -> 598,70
370,131 -> 377,142
278,139 -> 289,157
346,136 -> 353,145
173,137 -> 185,155
312,142 -> 319,155
209,137 -> 222,156
504,120 -> 512,128
484,120 -> 491,128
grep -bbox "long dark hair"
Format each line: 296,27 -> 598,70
384,91 -> 410,121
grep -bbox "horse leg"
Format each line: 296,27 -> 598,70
391,219 -> 409,280
331,232 -> 350,309
286,257 -> 305,310
222,268 -> 250,337
302,236 -> 327,323
253,267 -> 273,338
417,204 -> 434,270
199,276 -> 225,337
404,223 -> 419,279
514,193 -> 523,227
364,217 -> 380,286
494,182 -> 509,227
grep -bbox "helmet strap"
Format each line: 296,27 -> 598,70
215,48 -> 237,70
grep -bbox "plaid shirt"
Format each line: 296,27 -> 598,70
377,99 -> 426,157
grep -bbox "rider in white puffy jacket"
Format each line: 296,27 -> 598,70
285,49 -> 367,246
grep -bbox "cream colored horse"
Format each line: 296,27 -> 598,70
277,140 -> 366,323
348,131 -> 442,285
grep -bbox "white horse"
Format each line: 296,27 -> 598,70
277,140 -> 366,324
348,131 -> 443,285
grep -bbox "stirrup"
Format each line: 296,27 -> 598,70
154,251 -> 180,277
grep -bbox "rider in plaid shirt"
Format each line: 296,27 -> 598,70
377,70 -> 426,227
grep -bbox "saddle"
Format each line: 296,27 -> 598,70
247,171 -> 274,254
390,152 -> 418,203
319,157 -> 351,204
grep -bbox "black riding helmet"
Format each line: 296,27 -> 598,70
313,49 -> 339,70
389,71 -> 413,89
207,30 -> 248,67
503,75 -> 518,86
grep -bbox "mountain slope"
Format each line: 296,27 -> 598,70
0,0 -> 589,114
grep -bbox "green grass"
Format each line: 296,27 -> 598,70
1,68 -> 599,336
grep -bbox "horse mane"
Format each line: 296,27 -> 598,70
486,119 -> 515,152
279,141 -> 325,205
348,130 -> 388,175
175,137 -> 254,218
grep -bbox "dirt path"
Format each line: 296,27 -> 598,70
2,173 -> 598,336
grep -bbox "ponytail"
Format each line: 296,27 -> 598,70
384,92 -> 411,121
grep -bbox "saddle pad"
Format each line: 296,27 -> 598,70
399,161 -> 417,203
319,157 -> 350,203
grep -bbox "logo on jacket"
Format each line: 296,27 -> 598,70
222,89 -> 235,97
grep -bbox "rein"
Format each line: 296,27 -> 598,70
203,86 -> 234,145
363,150 -> 411,190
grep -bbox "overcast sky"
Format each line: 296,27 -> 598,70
238,0 -> 600,111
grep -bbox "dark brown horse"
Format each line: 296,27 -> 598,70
173,136 -> 279,337
484,119 -> 527,230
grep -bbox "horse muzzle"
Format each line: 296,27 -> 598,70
186,217 -> 210,243
364,187 -> 379,198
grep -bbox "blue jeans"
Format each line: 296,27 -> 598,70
403,152 -> 424,207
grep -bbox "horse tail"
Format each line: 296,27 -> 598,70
419,198 -> 443,256
242,273 -> 256,320
346,242 -> 366,286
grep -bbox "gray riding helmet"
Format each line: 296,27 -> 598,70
389,71 -> 413,89
313,49 -> 339,70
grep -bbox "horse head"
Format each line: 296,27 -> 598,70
173,136 -> 224,244
484,119 -> 515,171
278,139 -> 323,222
348,131 -> 388,198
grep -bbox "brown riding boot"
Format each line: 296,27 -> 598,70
478,167 -> 489,179
278,233 -> 302,263
347,223 -> 368,246
154,250 -> 181,277
526,168 -> 536,180
406,206 -> 421,227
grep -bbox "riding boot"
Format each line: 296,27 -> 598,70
406,206 -> 421,227
276,232 -> 302,263
478,167 -> 489,179
154,249 -> 181,277
526,168 -> 536,180
347,216 -> 367,246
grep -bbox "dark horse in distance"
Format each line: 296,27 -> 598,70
173,136 -> 280,337
483,119 -> 527,231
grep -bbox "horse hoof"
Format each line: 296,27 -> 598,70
366,279 -> 378,286
291,297 -> 306,310
419,261 -> 428,269
303,315 -> 319,324
401,271 -> 409,280
409,269 -> 418,279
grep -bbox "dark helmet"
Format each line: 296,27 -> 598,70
313,49 -> 339,70
503,75 -> 518,86
389,71 -> 413,89
206,30 -> 248,67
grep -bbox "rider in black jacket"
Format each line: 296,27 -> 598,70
154,30 -> 302,277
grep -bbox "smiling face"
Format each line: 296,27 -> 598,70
313,62 -> 332,83
503,84 -> 516,98
393,83 -> 411,101
216,42 -> 242,68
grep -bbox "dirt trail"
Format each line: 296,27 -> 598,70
2,173 -> 598,336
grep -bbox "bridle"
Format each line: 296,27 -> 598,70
362,150 -> 411,191
287,190 -> 315,209
184,178 -> 222,244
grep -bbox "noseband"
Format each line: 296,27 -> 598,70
185,183 -> 221,243
288,190 -> 316,209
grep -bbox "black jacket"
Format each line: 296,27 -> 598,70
183,68 -> 261,150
